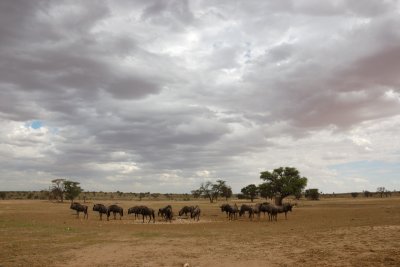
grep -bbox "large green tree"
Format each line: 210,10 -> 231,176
241,184 -> 258,202
64,180 -> 83,203
260,167 -> 307,205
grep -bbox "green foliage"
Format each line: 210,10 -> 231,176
305,188 -> 320,200
219,181 -> 233,200
63,181 -> 83,202
258,183 -> 274,200
241,184 -> 258,202
260,167 -> 308,203
192,180 -> 231,203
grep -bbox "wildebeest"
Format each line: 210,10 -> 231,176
107,204 -> 123,221
128,205 -> 144,220
256,202 -> 273,221
223,204 -> 239,220
179,206 -> 194,217
139,206 -> 155,223
158,205 -> 173,222
190,205 -> 201,221
220,204 -> 231,217
239,204 -> 255,220
93,204 -> 107,220
270,203 -> 294,221
70,202 -> 88,219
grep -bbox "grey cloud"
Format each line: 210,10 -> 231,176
1,1 -> 400,193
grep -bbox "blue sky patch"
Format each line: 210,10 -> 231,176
30,120 -> 43,129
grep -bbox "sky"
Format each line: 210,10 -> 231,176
1,0 -> 399,193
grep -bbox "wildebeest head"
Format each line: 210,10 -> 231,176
220,204 -> 229,212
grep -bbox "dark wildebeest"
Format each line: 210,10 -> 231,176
220,204 -> 231,218
190,205 -> 201,221
70,202 -> 88,219
93,204 -> 107,220
256,202 -> 273,221
224,204 -> 239,220
107,204 -> 123,221
179,206 -> 194,217
128,206 -> 144,220
140,206 -> 155,223
239,204 -> 255,220
158,205 -> 173,222
270,203 -> 294,221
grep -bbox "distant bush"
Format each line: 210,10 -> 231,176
351,192 -> 359,198
305,189 -> 320,200
0,192 -> 6,200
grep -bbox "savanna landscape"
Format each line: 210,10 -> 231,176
1,196 -> 399,267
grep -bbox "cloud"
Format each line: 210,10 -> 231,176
1,1 -> 399,193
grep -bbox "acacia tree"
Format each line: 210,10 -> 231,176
220,185 -> 233,200
192,180 -> 232,203
241,184 -> 258,202
51,178 -> 66,202
64,181 -> 83,203
260,167 -> 308,205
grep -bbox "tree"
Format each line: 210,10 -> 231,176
363,190 -> 373,198
201,181 -> 219,203
260,167 -> 308,205
220,185 -> 233,200
377,187 -> 386,198
64,181 -> 83,203
192,180 -> 232,203
305,188 -> 320,200
258,183 -> 274,200
351,192 -> 359,198
51,178 -> 66,202
0,192 -> 6,200
191,189 -> 202,199
241,184 -> 258,202
212,180 -> 227,202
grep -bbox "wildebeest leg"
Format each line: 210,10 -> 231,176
113,212 -> 116,220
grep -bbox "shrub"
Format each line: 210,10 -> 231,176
351,192 -> 359,198
305,189 -> 320,200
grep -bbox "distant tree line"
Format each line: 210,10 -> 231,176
192,167 -> 308,204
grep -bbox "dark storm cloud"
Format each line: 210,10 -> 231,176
1,0 -> 400,193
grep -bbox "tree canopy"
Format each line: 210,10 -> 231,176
260,167 -> 307,205
241,184 -> 258,202
191,180 -> 231,203
64,180 -> 83,202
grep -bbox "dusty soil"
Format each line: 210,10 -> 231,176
1,197 -> 399,267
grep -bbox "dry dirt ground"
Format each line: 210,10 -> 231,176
1,197 -> 400,267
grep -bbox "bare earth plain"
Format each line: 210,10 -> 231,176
1,197 -> 400,267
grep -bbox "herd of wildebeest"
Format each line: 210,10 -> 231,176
70,201 -> 295,223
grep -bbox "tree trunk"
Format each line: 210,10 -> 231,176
275,194 -> 282,206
